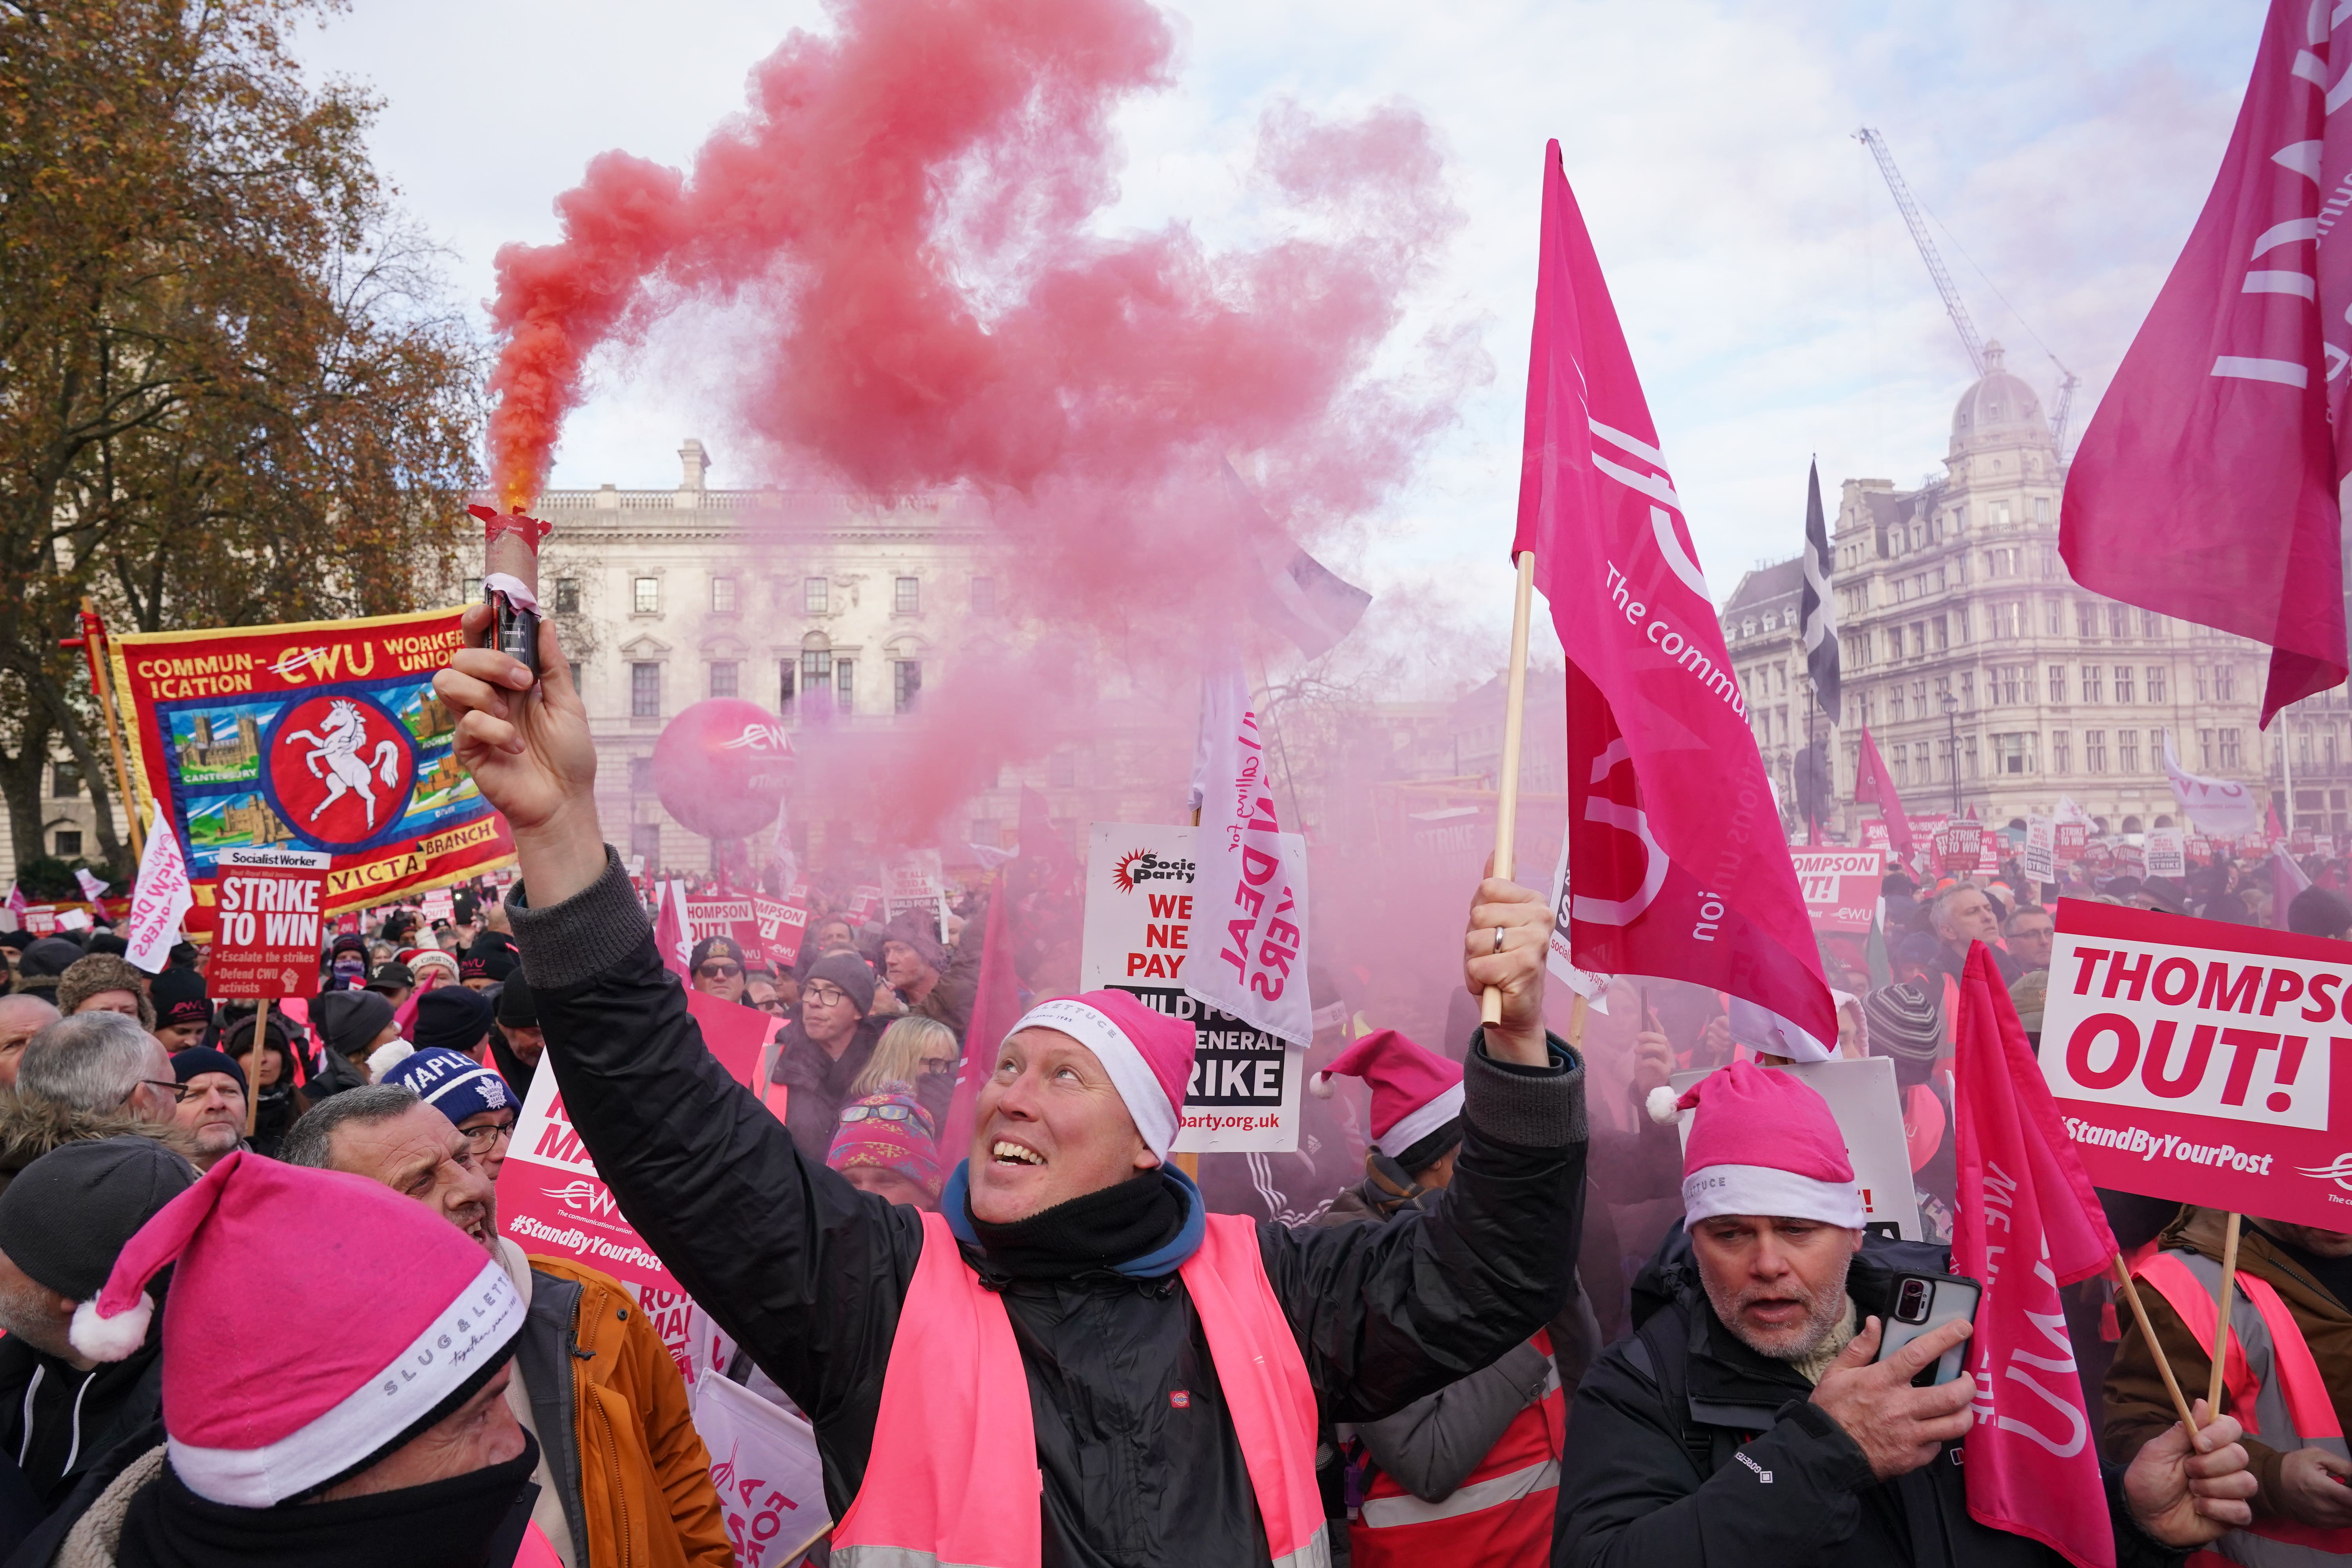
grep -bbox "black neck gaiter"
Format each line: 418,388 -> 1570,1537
967,1170 -> 1185,1281
117,1431 -> 541,1568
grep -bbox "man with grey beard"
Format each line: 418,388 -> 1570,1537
1555,1060 -> 2257,1568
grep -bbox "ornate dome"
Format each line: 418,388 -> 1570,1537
1949,341 -> 2053,457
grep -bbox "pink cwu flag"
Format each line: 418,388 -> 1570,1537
1511,141 -> 1835,1056
1853,727 -> 1914,859
2062,0 -> 2349,723
1952,943 -> 2120,1568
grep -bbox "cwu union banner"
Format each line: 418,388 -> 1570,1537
109,608 -> 513,940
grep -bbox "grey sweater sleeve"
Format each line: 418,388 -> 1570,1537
1354,1338 -> 1555,1501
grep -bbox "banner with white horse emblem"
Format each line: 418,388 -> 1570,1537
109,607 -> 515,942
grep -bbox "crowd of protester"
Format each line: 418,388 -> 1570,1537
0,793 -> 2333,1563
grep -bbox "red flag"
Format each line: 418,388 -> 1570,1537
1852,727 -> 1914,858
1511,142 -> 1835,1056
652,879 -> 691,983
2061,0 -> 2347,723
1951,943 -> 2120,1568
2267,800 -> 2287,844
939,869 -> 1020,1170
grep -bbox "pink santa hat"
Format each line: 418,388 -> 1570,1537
1007,991 -> 1196,1160
1309,1029 -> 1463,1158
1649,1058 -> 1865,1230
69,1148 -> 526,1507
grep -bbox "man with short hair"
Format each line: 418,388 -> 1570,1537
284,1085 -> 731,1568
0,1137 -> 194,1521
880,911 -> 979,1040
688,935 -> 750,1005
490,973 -> 545,1097
1557,1060 -> 2257,1566
168,1048 -> 247,1170
16,1013 -> 176,1126
1928,883 -> 2021,985
363,959 -> 417,1008
310,987 -> 402,1098
0,994 -> 59,1094
2003,903 -> 2056,974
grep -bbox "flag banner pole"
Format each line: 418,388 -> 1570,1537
67,599 -> 144,861
2207,1211 -> 2243,1416
2110,1255 -> 2200,1433
246,999 -> 270,1140
1565,991 -> 1588,1048
1483,551 -> 1537,1027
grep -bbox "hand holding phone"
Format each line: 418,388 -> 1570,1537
1876,1272 -> 1983,1388
1812,1312 -> 1978,1481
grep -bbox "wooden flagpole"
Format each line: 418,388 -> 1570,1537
244,1000 -> 271,1139
2207,1211 -> 2243,1416
63,599 -> 143,861
2110,1255 -> 2200,1433
1482,552 -> 1538,1028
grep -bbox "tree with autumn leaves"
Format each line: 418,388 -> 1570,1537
0,0 -> 479,881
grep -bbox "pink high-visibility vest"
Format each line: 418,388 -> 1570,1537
830,1209 -> 1329,1568
511,1522 -> 562,1567
1349,1329 -> 1564,1568
2137,1249 -> 2352,1563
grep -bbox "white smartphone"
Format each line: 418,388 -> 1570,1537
1874,1272 -> 1982,1387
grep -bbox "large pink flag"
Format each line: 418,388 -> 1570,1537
1511,142 -> 1835,1056
1852,727 -> 1913,859
2062,0 -> 2348,722
1951,943 -> 2120,1568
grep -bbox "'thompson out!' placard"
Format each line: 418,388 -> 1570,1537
2038,901 -> 2352,1230
1080,823 -> 1303,1154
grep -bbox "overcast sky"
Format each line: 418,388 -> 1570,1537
295,0 -> 2264,646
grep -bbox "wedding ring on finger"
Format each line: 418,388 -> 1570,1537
1492,926 -> 1505,955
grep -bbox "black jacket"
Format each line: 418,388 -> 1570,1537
514,848 -> 1588,1568
0,1323 -> 162,1517
768,1016 -> 885,1165
1555,1229 -> 2189,1568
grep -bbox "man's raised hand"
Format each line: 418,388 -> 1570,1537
1808,1316 -> 1976,1480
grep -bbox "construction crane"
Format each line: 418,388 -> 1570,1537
1855,127 -> 2080,451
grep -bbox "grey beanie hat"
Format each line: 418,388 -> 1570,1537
1863,982 -> 1945,1063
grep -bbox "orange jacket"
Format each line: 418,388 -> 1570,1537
527,1255 -> 733,1568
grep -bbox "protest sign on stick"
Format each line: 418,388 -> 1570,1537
1083,823 -> 1302,1152
692,1372 -> 831,1567
2038,900 -> 2352,1231
209,846 -> 328,1134
2024,816 -> 2056,886
1482,552 -> 1536,1027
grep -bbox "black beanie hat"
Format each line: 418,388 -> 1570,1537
171,1047 -> 247,1095
150,967 -> 212,1030
0,1136 -> 196,1298
495,973 -> 537,1028
2290,885 -> 2352,939
415,985 -> 494,1056
16,938 -> 83,980
314,988 -> 395,1060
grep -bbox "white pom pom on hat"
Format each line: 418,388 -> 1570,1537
1308,1071 -> 1335,1100
1644,1085 -> 1682,1126
69,1292 -> 153,1363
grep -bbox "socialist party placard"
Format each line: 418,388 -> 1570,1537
1080,822 -> 1302,1153
2039,900 -> 2352,1230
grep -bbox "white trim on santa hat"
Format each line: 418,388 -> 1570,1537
1008,998 -> 1178,1158
1375,1080 -> 1465,1159
1681,1163 -> 1867,1231
169,1258 -> 526,1507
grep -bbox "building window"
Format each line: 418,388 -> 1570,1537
779,661 -> 797,717
2047,664 -> 2068,703
804,578 -> 829,614
895,577 -> 920,614
2077,603 -> 2099,639
2086,730 -> 2107,773
2082,665 -> 2103,704
2143,609 -> 2165,636
630,823 -> 662,870
1964,735 -> 1979,779
1740,618 -> 1755,639
633,577 -> 659,614
2109,604 -> 2129,638
1909,623 -> 1926,658
2147,666 -> 2167,703
2195,666 -> 2212,702
835,659 -> 855,714
2034,496 -> 2052,522
2114,665 -> 2135,703
2200,729 -> 2216,769
53,829 -> 81,857
1889,685 -> 1907,722
629,756 -> 655,793
554,578 -> 581,614
630,662 -> 660,718
2053,731 -> 2071,773
2119,730 -> 2140,773
2044,599 -> 2062,635
709,661 -> 739,699
894,660 -> 922,713
1993,501 -> 2013,526
1933,616 -> 1951,652
2217,664 -> 2238,702
972,576 -> 997,615
2221,728 -> 2244,768
712,577 -> 737,613
50,763 -> 82,799
801,649 -> 832,718
1959,671 -> 1974,709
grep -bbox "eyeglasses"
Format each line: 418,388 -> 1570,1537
697,962 -> 743,980
461,1120 -> 517,1154
145,1080 -> 194,1103
802,984 -> 851,1007
839,1102 -> 920,1124
919,1056 -> 956,1077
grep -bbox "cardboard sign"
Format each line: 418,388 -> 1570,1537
54,908 -> 91,933
207,847 -> 330,998
2241,832 -> 2269,855
1081,822 -> 1302,1153
693,1373 -> 831,1568
2056,823 -> 2088,867
2038,901 -> 2352,1230
422,887 -> 453,925
2293,828 -> 2316,855
844,884 -> 885,925
751,897 -> 808,971
2187,836 -> 2213,865
2085,842 -> 2115,872
2145,829 -> 2187,880
21,906 -> 54,936
1861,819 -> 1892,853
685,895 -> 760,965
1937,822 -> 1984,874
1670,1056 -> 1923,1240
884,851 -> 944,913
2320,835 -> 2339,860
108,607 -> 514,937
1789,848 -> 1883,935
2024,816 -> 2056,886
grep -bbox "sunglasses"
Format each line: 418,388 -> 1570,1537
697,962 -> 743,980
839,1102 -> 921,1124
